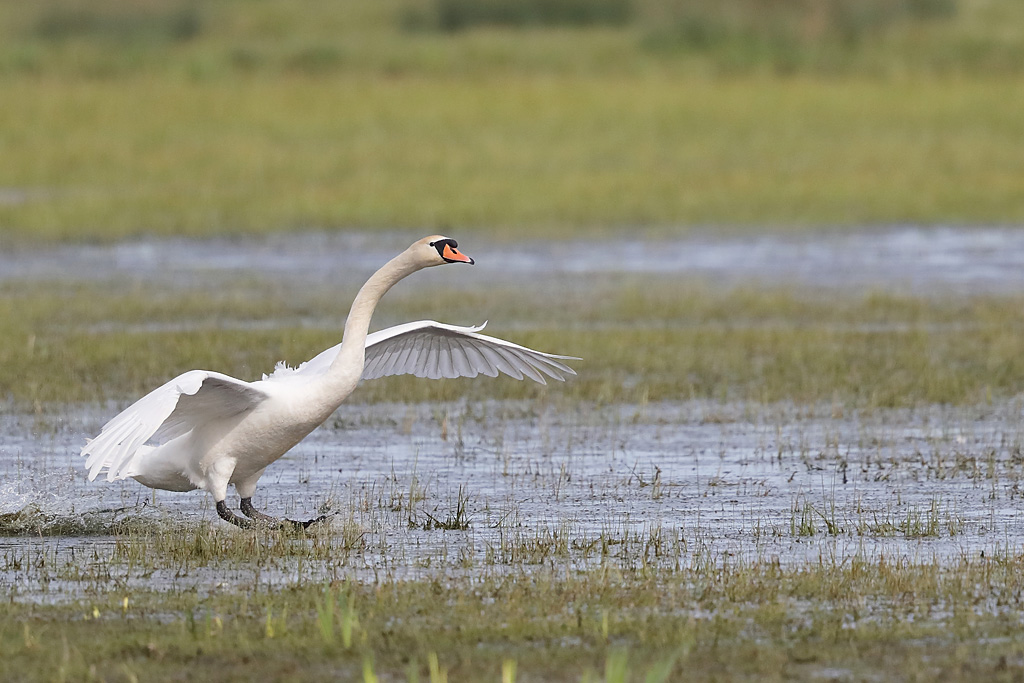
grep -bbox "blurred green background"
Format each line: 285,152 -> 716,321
1,0 -> 1023,244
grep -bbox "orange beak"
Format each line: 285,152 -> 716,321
442,244 -> 475,264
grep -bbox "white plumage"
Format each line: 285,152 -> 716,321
81,236 -> 577,528
83,371 -> 269,483
269,320 -> 575,383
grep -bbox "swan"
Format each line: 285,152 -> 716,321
81,236 -> 577,529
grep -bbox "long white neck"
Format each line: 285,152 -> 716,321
329,249 -> 422,383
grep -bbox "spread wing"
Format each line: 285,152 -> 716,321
266,321 -> 578,384
362,321 -> 578,383
81,370 -> 269,482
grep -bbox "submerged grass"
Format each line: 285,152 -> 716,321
6,392 -> 1024,678
6,277 -> 1024,409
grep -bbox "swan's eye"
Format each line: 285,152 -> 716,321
428,241 -> 435,247
432,239 -> 452,258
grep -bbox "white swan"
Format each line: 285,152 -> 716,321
81,236 -> 577,528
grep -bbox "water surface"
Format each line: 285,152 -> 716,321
3,399 -> 1023,601
4,227 -> 1024,294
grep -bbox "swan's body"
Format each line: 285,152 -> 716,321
81,237 -> 577,528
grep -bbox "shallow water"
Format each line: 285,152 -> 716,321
5,226 -> 1024,294
5,226 -> 1024,601
3,399 -> 1024,602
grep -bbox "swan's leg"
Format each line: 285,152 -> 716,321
216,500 -> 254,529
237,471 -> 275,523
235,469 -> 327,530
207,460 -> 257,529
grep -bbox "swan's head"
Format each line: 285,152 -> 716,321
416,235 -> 475,267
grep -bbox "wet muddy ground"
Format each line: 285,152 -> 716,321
4,398 -> 1024,601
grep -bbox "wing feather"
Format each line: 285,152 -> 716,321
81,370 -> 269,482
480,344 -> 523,380
265,320 -> 577,386
360,321 -> 576,383
426,334 -> 441,379
450,338 -> 477,378
377,338 -> 402,377
505,347 -> 547,384
438,337 -> 456,379
458,337 -> 498,377
394,336 -> 418,376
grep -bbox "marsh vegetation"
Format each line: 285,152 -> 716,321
5,233 -> 1024,679
7,267 -> 1024,408
6,392 -> 1024,679
4,0 -> 1024,679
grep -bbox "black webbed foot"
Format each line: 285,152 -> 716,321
217,500 -> 254,529
289,515 -> 329,530
241,497 -> 328,530
240,497 -> 279,524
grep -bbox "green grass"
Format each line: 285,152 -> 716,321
5,550 -> 1024,680
2,75 -> 1023,244
6,277 -> 1024,409
1,0 -> 1024,243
